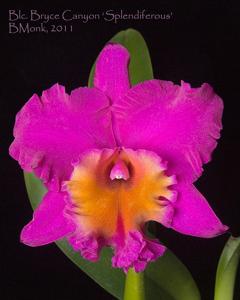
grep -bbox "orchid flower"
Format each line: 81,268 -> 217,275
10,43 -> 228,273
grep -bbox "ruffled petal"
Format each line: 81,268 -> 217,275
68,233 -> 104,262
113,80 -> 223,183
112,231 -> 166,273
94,44 -> 130,101
66,148 -> 176,241
10,84 -> 116,190
66,148 -> 171,271
21,192 -> 75,246
171,184 -> 228,237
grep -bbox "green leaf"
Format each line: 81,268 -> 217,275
24,171 -> 200,300
145,250 -> 200,300
88,28 -> 154,87
214,236 -> 240,300
23,28 -> 201,300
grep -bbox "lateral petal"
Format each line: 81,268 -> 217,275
113,80 -> 223,183
10,84 -> 116,190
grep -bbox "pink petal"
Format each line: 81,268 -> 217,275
113,80 -> 223,183
171,184 -> 228,237
21,192 -> 75,246
10,84 -> 116,190
94,44 -> 130,101
112,231 -> 166,273
68,234 -> 104,262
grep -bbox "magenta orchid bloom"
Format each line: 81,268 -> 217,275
10,44 -> 228,272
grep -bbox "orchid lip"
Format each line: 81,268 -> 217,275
65,147 -> 176,270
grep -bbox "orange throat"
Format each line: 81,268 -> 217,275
66,148 -> 176,241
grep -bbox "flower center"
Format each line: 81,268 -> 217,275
110,159 -> 130,180
66,148 -> 176,241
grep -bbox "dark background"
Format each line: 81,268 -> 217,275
1,1 -> 240,299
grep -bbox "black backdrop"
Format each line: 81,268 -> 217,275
1,1 -> 240,300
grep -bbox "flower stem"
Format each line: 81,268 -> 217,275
123,268 -> 145,300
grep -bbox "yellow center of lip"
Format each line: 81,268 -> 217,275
66,148 -> 175,239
